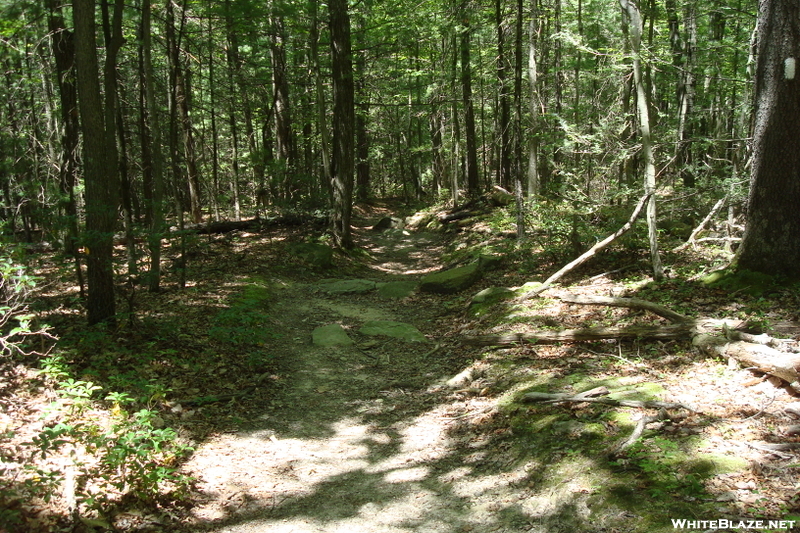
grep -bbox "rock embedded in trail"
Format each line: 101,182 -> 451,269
371,216 -> 404,232
376,280 -> 418,299
317,279 -> 377,294
312,323 -> 354,346
359,320 -> 429,342
419,262 -> 482,294
467,286 -> 516,317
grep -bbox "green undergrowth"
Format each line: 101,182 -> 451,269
2,276 -> 285,527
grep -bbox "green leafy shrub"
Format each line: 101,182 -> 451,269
19,355 -> 195,515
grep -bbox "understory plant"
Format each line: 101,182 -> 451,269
24,354 -> 195,516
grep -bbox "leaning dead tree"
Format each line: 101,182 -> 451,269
516,192 -> 652,302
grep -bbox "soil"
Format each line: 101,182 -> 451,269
179,217 -> 516,532
7,204 -> 800,532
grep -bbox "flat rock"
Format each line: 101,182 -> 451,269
477,253 -> 504,271
377,281 -> 417,299
467,286 -> 516,317
419,262 -> 482,294
312,324 -> 354,347
317,279 -> 377,294
359,320 -> 428,343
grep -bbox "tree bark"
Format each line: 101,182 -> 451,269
736,0 -> 800,278
620,0 -> 663,282
73,0 -> 118,325
329,0 -> 356,249
460,1 -> 480,197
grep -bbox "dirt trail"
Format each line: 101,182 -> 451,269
181,224 -> 531,532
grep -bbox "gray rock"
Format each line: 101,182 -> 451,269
289,242 -> 333,269
371,217 -> 397,231
477,253 -> 504,271
467,286 -> 516,318
312,324 -> 354,346
317,279 -> 377,294
359,320 -> 428,342
377,281 -> 417,299
419,262 -> 482,294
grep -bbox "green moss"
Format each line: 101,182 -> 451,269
702,268 -> 778,296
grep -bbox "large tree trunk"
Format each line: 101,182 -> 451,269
329,0 -> 355,249
736,0 -> 800,277
73,0 -> 118,325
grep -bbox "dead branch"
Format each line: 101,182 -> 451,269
610,410 -> 670,455
673,194 -> 728,251
522,393 -> 693,411
516,192 -> 652,302
557,293 -> 690,323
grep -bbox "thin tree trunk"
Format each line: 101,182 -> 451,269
141,0 -> 165,292
495,0 -> 511,190
621,0 -> 663,281
224,0 -> 241,220
270,13 -> 294,200
527,8 -> 541,197
310,0 -> 332,199
460,1 -> 479,197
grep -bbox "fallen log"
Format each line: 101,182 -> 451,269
693,334 -> 800,384
462,323 -> 693,346
174,213 -> 329,235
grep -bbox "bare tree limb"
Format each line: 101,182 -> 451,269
557,293 -> 690,323
516,192 -> 652,302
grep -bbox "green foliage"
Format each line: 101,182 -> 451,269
210,283 -> 276,344
619,437 -> 708,500
24,372 -> 194,511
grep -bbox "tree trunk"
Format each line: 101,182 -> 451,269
329,0 -> 355,249
46,0 -> 84,297
460,3 -> 480,197
620,0 -> 663,281
310,0 -> 333,200
736,0 -> 800,278
495,0 -> 511,191
224,0 -> 242,220
270,13 -> 295,200
73,0 -> 118,325
527,9 -> 541,197
140,0 -> 165,293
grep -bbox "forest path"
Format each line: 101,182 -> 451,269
179,216 -> 536,533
